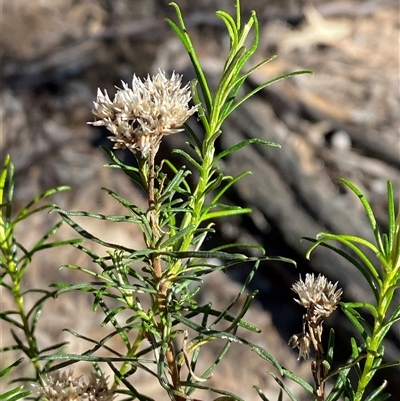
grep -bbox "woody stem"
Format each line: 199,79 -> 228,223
146,148 -> 181,396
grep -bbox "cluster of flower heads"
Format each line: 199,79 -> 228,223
34,370 -> 114,401
289,273 -> 342,360
90,70 -> 198,157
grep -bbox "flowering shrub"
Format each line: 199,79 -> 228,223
1,1 -> 398,401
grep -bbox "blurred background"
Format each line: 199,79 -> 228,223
1,0 -> 399,399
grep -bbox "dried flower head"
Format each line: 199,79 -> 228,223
289,332 -> 311,360
292,273 -> 342,319
33,370 -> 115,401
89,70 -> 198,157
289,274 -> 342,361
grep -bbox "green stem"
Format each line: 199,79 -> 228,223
354,271 -> 395,400
113,330 -> 145,389
354,322 -> 382,400
173,146 -> 215,269
8,258 -> 42,377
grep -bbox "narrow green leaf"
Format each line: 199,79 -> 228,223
55,211 -> 137,253
0,358 -> 24,378
211,262 -> 259,328
0,388 -> 32,401
214,138 -> 280,162
216,10 -> 238,50
101,306 -> 126,326
369,359 -> 400,371
181,254 -> 294,278
188,340 -> 232,395
350,337 -> 360,356
27,293 -> 55,331
53,281 -> 108,295
344,302 -> 378,319
21,184 -> 70,211
97,299 -> 130,347
364,380 -> 389,401
100,146 -> 146,190
172,149 -> 202,171
156,225 -> 196,249
253,386 -> 271,401
326,356 -> 356,401
101,187 -> 145,218
163,159 -> 192,193
223,291 -> 258,332
201,206 -> 252,221
1,155 -> 14,223
158,250 -> 248,260
174,311 -> 259,333
62,327 -> 128,356
369,394 -> 391,401
54,208 -> 141,224
325,350 -> 366,383
267,372 -> 298,401
108,363 -> 155,401
40,341 -> 69,353
30,220 -> 67,251
38,353 -> 142,363
0,345 -> 21,353
167,4 -> 212,114
327,328 -> 335,367
251,346 -> 283,375
188,80 -> 210,134
341,303 -> 369,340
0,313 -> 24,329
239,10 -> 258,56
212,46 -> 247,122
179,382 -> 246,401
281,367 -> 314,393
162,165 -> 191,195
210,171 -> 251,205
338,178 -> 384,252
201,173 -> 224,197
13,202 -> 64,225
385,304 -> 400,326
29,239 -> 82,256
10,330 -> 29,354
219,55 -> 278,121
304,237 -> 380,301
209,241 -> 266,256
232,55 -> 278,88
229,70 -> 313,117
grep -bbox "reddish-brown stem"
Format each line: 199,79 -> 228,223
309,320 -> 326,401
146,148 -> 181,398
147,147 -> 163,280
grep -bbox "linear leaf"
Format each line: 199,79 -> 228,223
214,138 -> 280,162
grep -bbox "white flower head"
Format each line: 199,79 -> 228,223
292,273 -> 343,319
90,70 -> 198,157
33,370 -> 115,401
